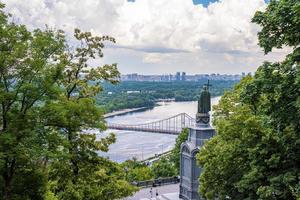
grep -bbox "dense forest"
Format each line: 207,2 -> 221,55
96,80 -> 238,112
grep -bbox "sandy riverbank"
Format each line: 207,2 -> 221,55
103,107 -> 148,118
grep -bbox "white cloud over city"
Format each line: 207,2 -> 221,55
3,0 -> 289,74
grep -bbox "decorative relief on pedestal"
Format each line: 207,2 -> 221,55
196,113 -> 210,125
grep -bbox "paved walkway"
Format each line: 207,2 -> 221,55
124,184 -> 180,200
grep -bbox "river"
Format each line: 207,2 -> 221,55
98,96 -> 221,163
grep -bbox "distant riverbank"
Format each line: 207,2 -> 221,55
103,107 -> 149,118
103,96 -> 223,118
103,96 -> 222,118
103,100 -> 178,118
96,80 -> 237,113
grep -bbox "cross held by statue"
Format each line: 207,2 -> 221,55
204,80 -> 212,91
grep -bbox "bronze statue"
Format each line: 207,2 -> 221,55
198,85 -> 211,114
196,80 -> 212,125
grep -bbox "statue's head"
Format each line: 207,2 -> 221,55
203,80 -> 211,92
203,85 -> 208,91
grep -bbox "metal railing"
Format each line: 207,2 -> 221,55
131,176 -> 180,188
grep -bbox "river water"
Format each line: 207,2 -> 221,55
98,97 -> 221,163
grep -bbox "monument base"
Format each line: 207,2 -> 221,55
179,125 -> 215,200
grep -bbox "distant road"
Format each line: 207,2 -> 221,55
104,107 -> 147,118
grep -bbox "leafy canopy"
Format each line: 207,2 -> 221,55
0,3 -> 136,200
169,128 -> 189,174
198,0 -> 300,199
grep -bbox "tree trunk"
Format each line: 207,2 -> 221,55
3,178 -> 12,200
67,130 -> 79,183
2,104 -> 7,131
2,159 -> 15,200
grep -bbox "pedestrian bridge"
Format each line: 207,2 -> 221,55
107,113 -> 195,135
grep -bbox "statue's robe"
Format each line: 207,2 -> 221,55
198,90 -> 211,114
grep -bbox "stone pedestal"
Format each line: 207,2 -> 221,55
179,125 -> 215,200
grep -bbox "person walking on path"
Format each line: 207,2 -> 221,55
149,187 -> 153,198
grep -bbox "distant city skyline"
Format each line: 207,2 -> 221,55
120,71 -> 248,76
4,0 -> 288,75
121,72 -> 244,82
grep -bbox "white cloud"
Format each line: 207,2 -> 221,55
2,0 -> 289,74
142,53 -> 170,64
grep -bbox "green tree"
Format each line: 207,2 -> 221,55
252,0 -> 300,54
169,128 -> 189,174
0,4 -> 66,199
0,4 -> 136,200
128,167 -> 154,182
151,157 -> 176,178
197,77 -> 270,199
197,0 -> 300,199
43,29 -> 136,200
121,158 -> 154,182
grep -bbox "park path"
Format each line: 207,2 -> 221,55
124,183 -> 180,200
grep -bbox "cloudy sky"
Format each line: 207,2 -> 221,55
3,0 -> 288,75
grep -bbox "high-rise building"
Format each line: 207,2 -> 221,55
182,72 -> 186,81
128,73 -> 138,81
176,72 -> 181,81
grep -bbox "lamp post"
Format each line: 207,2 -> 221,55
159,144 -> 164,155
124,166 -> 128,180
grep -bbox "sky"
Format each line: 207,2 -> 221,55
3,0 -> 287,75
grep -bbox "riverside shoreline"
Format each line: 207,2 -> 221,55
103,107 -> 148,118
104,96 -> 221,119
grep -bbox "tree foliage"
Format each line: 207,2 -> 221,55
121,158 -> 154,182
0,4 -> 136,200
252,0 -> 300,54
197,0 -> 300,199
169,128 -> 189,174
151,157 -> 177,179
